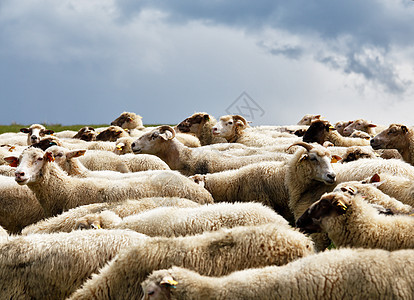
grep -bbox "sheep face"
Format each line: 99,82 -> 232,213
334,121 -> 353,136
111,112 -> 143,130
114,137 -> 133,155
46,146 -> 86,171
5,148 -> 51,185
370,124 -> 409,150
73,127 -> 97,141
306,150 -> 337,184
343,119 -> 376,137
142,272 -> 176,300
176,113 -> 210,134
20,124 -> 54,145
302,120 -> 334,145
131,126 -> 176,155
296,192 -> 350,234
96,126 -> 128,142
297,114 -> 321,125
212,115 -> 248,140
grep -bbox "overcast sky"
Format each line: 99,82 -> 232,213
1,0 -> 414,127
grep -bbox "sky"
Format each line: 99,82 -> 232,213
1,0 -> 414,127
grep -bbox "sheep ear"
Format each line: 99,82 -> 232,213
44,152 -> 55,162
401,126 -> 408,134
4,156 -> 19,167
331,155 -> 342,163
370,173 -> 381,183
20,128 -> 30,133
67,150 -> 86,159
368,124 -> 377,128
160,276 -> 178,287
340,186 -> 356,196
160,131 -> 174,140
203,114 -> 210,121
90,221 -> 102,229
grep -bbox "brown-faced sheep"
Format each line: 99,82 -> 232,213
297,191 -> 414,250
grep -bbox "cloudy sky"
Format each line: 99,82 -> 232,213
1,0 -> 414,127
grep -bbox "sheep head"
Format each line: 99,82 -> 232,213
212,114 -> 250,142
131,125 -> 176,155
20,124 -> 54,145
176,112 -> 210,134
370,124 -> 410,151
297,114 -> 321,125
302,120 -> 335,145
111,111 -> 144,130
296,192 -> 351,234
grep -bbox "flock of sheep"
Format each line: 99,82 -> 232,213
0,111 -> 413,299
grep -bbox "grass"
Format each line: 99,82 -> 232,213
0,123 -> 167,135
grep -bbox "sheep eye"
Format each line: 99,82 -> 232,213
310,156 -> 317,161
228,122 -> 233,125
148,291 -> 154,296
37,157 -> 43,161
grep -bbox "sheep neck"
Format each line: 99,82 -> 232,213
27,162 -> 73,216
156,139 -> 191,171
398,131 -> 414,165
197,119 -> 215,146
67,158 -> 89,177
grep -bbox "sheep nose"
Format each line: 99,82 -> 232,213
31,135 -> 37,140
131,142 -> 136,148
15,171 -> 25,178
327,173 -> 336,182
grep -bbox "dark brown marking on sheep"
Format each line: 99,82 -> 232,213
302,120 -> 333,145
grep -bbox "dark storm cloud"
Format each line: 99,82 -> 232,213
115,0 -> 414,94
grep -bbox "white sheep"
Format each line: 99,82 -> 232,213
342,118 -> 381,137
176,112 -> 227,145
22,197 -> 201,235
68,223 -> 315,299
212,114 -> 301,147
334,120 -> 353,136
20,123 -> 54,145
131,125 -> 289,176
47,146 -> 169,177
366,173 -> 414,207
5,147 -> 213,216
0,175 -> 45,234
296,191 -> 414,250
114,136 -> 135,155
142,248 -> 414,300
190,161 -> 295,223
0,229 -> 148,299
74,202 -> 290,237
333,179 -> 414,214
111,111 -> 145,132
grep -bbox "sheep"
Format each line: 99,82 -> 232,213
0,165 -> 15,176
96,125 -> 130,142
20,123 -> 54,145
74,202 -> 289,237
212,114 -> 301,147
303,119 -> 370,147
72,126 -> 97,141
47,146 -> 169,177
370,123 -> 414,165
296,191 -> 414,250
297,114 -> 321,125
332,179 -> 414,214
366,173 -> 414,207
0,229 -> 148,299
53,129 -> 79,139
114,136 -> 135,154
67,223 -> 315,299
341,118 -> 377,136
5,147 -> 213,216
111,111 -> 145,131
176,112 -> 227,145
190,161 -> 295,223
0,132 -> 28,146
142,248 -> 414,300
0,175 -> 45,234
339,145 -> 377,163
22,197 -> 201,235
131,125 -> 289,176
349,130 -> 372,140
31,135 -> 117,152
334,120 -> 353,136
